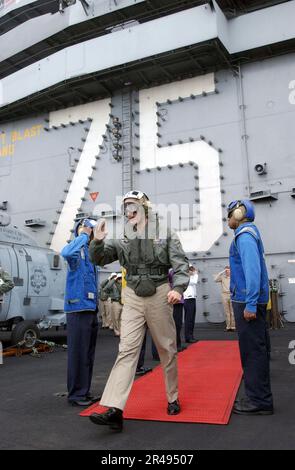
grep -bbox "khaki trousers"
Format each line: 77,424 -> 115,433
100,283 -> 178,410
111,301 -> 123,336
105,298 -> 114,329
99,300 -> 109,328
222,294 -> 236,329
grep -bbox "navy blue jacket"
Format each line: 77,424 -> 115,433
61,233 -> 98,313
229,222 -> 269,313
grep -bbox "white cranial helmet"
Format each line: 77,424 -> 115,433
123,190 -> 149,202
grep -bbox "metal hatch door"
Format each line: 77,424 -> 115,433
24,246 -> 50,321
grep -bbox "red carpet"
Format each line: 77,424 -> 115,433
80,341 -> 242,425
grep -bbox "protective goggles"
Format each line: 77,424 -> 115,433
227,200 -> 240,218
123,202 -> 141,215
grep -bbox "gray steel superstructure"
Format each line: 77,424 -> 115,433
1,0 -> 295,323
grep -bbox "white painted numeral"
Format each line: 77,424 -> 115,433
139,75 -> 223,252
49,100 -> 109,252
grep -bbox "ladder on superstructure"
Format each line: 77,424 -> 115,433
121,90 -> 134,194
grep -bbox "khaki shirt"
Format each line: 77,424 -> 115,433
99,278 -> 110,301
105,278 -> 122,303
214,271 -> 230,295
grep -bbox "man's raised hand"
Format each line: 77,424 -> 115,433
93,219 -> 108,242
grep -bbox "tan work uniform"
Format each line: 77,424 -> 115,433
214,271 -> 236,330
89,217 -> 189,410
105,278 -> 122,336
99,278 -> 112,328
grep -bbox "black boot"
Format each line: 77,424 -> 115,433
135,366 -> 152,376
167,399 -> 181,415
89,408 -> 123,431
69,398 -> 93,407
86,394 -> 102,403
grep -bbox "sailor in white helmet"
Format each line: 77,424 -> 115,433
103,273 -> 123,337
99,272 -> 116,330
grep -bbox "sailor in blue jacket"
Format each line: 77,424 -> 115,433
61,218 -> 99,407
227,200 -> 273,415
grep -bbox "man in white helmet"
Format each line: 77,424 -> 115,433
88,190 -> 189,431
103,273 -> 123,337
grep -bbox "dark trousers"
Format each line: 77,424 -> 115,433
173,303 -> 183,348
137,330 -> 159,367
151,337 -> 159,360
184,298 -> 196,341
137,330 -> 147,369
66,312 -> 98,402
232,302 -> 273,409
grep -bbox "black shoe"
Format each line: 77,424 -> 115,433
233,401 -> 274,416
234,396 -> 251,405
186,339 -> 198,344
69,398 -> 93,407
135,366 -> 152,376
90,408 -> 123,431
167,399 -> 181,415
87,394 -> 102,403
